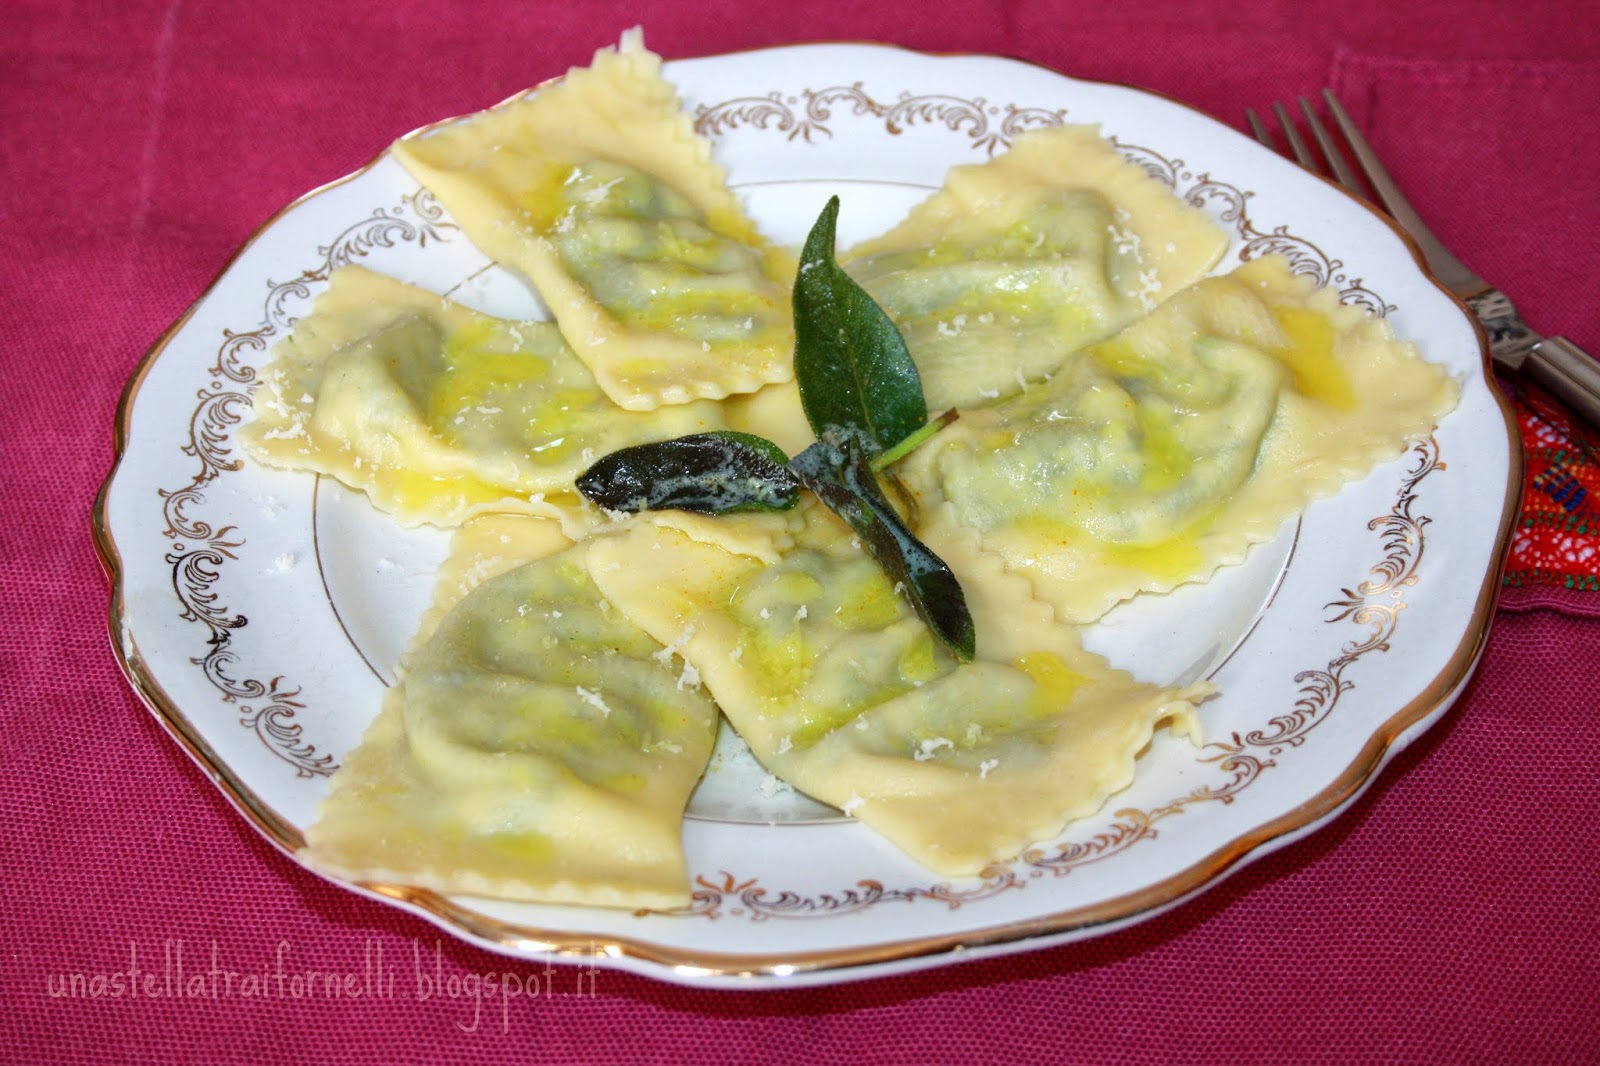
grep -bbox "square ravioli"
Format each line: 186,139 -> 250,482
900,255 -> 1460,623
303,517 -> 722,910
241,265 -> 720,528
587,503 -> 1210,876
843,124 -> 1229,412
392,29 -> 796,411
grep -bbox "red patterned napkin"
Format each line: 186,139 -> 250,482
1501,379 -> 1600,606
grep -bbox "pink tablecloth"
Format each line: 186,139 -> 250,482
6,0 -> 1599,1061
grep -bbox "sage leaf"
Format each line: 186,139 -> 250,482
576,431 -> 800,515
789,429 -> 975,661
793,196 -> 928,455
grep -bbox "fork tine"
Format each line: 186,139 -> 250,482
1271,102 -> 1318,169
1244,108 -> 1274,148
1314,89 -> 1486,296
1297,96 -> 1363,194
1319,90 -> 1419,227
1253,89 -> 1488,296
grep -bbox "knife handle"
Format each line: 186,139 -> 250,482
1524,336 -> 1600,433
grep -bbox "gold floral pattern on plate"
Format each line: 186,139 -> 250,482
694,83 -> 1069,154
155,191 -> 456,777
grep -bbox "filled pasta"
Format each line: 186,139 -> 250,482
900,255 -> 1460,623
842,124 -> 1228,411
276,30 -> 1465,906
242,266 -> 720,528
303,523 -> 722,909
588,503 -> 1209,876
391,29 -> 795,411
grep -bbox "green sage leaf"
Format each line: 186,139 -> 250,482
793,196 -> 928,455
576,431 -> 800,515
789,429 -> 975,661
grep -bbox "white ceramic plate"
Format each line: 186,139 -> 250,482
96,42 -> 1518,987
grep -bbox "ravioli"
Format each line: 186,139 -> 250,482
842,125 -> 1228,411
901,255 -> 1460,624
241,266 -> 720,528
391,30 -> 795,411
303,525 -> 721,910
588,502 -> 1209,876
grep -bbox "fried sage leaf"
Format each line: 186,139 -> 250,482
793,196 -> 928,455
576,431 -> 800,514
789,429 -> 975,661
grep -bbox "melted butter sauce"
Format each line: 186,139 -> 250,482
1095,529 -> 1206,582
1005,296 -> 1352,578
383,468 -> 511,514
1270,306 -> 1357,410
1013,651 -> 1088,719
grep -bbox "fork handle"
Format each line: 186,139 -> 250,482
1524,336 -> 1600,433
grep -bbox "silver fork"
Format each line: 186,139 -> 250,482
1248,90 -> 1600,432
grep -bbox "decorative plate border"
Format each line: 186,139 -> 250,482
157,192 -> 456,778
694,86 -> 1393,313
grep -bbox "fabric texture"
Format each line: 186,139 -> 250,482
1328,49 -> 1600,612
4,1 -> 1599,1062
